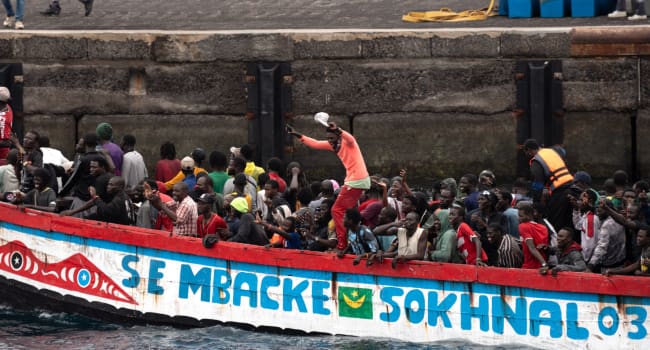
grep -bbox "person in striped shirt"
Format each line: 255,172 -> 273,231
486,223 -> 523,268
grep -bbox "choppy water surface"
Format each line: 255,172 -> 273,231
0,304 -> 535,350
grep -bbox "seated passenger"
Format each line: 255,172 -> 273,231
62,176 -> 135,225
343,208 -> 379,265
305,198 -> 337,251
486,223 -> 523,268
13,167 -> 56,212
260,215 -> 302,249
540,227 -> 587,276
430,209 -> 464,263
196,193 -> 227,239
604,225 -> 650,277
227,197 -> 268,246
377,211 -> 427,268
450,205 -> 488,266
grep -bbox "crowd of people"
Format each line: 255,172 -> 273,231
1,87 -> 649,277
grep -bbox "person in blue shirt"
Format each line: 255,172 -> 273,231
261,215 -> 302,249
343,208 -> 380,266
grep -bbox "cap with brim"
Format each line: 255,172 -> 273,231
198,193 -> 215,204
181,156 -> 195,171
0,87 -> 10,102
230,197 -> 249,213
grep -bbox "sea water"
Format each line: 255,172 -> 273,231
0,304 -> 537,350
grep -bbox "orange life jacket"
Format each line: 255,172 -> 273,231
532,148 -> 574,190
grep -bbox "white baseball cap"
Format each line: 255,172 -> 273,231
0,87 -> 10,102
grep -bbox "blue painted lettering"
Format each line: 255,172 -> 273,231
566,302 -> 589,340
282,278 -> 308,313
121,255 -> 140,288
529,300 -> 562,338
597,306 -> 619,336
211,269 -> 231,304
404,289 -> 425,324
427,291 -> 456,328
147,259 -> 165,295
461,294 -> 490,332
379,287 -> 403,322
491,296 -> 527,335
626,306 -> 647,340
260,275 -> 280,310
311,280 -> 331,316
178,265 -> 211,302
233,272 -> 258,308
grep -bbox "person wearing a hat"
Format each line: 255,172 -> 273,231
478,170 -> 497,191
225,197 -> 268,246
164,152 -> 207,191
0,86 -> 14,165
196,193 -> 227,239
96,122 -> 123,176
239,144 -> 265,184
287,115 -> 371,256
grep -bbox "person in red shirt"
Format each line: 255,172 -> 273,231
449,205 -> 488,265
145,179 -> 175,233
287,115 -> 370,257
0,86 -> 14,165
266,157 -> 287,194
155,141 -> 181,183
196,193 -> 228,239
518,202 -> 549,269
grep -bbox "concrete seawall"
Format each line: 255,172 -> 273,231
1,27 -> 649,183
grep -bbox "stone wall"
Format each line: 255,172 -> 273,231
1,28 -> 648,184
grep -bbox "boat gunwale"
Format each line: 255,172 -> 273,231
1,202 -> 647,299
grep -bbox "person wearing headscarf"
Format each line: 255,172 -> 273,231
430,209 -> 463,263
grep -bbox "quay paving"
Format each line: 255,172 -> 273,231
2,0 -> 650,31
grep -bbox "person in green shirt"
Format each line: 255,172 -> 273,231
208,150 -> 230,194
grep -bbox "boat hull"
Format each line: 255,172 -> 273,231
1,205 -> 649,349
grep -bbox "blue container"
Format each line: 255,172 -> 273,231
541,0 -> 570,17
508,0 -> 541,17
571,0 -> 615,16
499,0 -> 509,15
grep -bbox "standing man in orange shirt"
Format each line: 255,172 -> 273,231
288,113 -> 371,256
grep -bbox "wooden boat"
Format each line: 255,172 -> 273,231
0,202 -> 648,349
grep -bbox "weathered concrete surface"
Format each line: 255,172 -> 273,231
500,32 -> 572,58
563,58 -> 639,111
564,111 -> 632,178
23,114 -> 77,159
354,112 -> 517,182
76,115 -> 248,173
292,59 -> 514,115
152,34 -> 294,63
22,62 -> 247,115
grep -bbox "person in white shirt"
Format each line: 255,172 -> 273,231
120,134 -> 148,190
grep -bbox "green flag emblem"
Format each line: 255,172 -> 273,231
338,286 -> 373,319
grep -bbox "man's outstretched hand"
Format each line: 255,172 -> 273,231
286,124 -> 302,138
